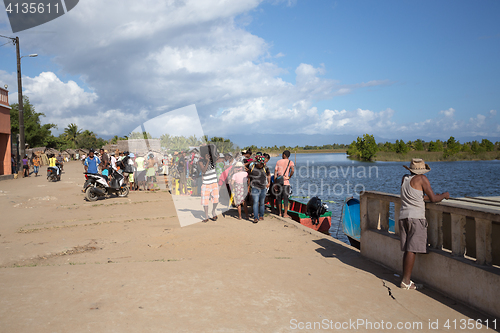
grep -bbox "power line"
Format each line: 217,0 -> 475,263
0,34 -> 15,41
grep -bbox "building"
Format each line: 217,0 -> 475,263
0,86 -> 12,176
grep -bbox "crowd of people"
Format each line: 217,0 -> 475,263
85,145 -> 297,224
192,145 -> 295,224
15,145 -> 297,224
83,148 -> 164,191
13,152 -> 65,178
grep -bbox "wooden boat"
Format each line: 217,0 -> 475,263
265,197 -> 332,234
341,197 -> 361,249
341,197 -> 395,249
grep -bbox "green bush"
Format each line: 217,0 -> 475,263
348,134 -> 378,161
480,139 -> 494,152
428,140 -> 443,152
443,136 -> 460,158
394,140 -> 409,154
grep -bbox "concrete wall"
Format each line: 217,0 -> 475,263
360,191 -> 500,318
361,229 -> 500,318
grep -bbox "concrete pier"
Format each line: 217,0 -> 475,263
360,191 -> 500,321
0,162 -> 497,332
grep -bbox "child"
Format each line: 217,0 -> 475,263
33,155 -> 40,177
230,162 -> 249,220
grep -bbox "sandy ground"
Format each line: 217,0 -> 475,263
0,161 -> 496,332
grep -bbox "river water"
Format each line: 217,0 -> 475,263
267,153 -> 500,244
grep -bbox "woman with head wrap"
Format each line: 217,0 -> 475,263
247,153 -> 271,223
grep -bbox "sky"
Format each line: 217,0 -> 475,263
0,0 -> 499,147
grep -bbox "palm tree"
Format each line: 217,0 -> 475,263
171,136 -> 188,151
160,134 -> 172,151
64,123 -> 81,148
187,135 -> 200,146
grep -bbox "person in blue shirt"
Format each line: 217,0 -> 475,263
84,149 -> 101,174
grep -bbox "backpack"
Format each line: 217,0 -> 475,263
249,163 -> 268,175
273,160 -> 291,187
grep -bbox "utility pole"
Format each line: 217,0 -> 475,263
15,36 -> 25,174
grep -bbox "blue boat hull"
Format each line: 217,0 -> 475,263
341,197 -> 394,249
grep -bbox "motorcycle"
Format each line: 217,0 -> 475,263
47,164 -> 61,182
83,167 -> 129,201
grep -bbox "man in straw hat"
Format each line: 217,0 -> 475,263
399,158 -> 449,290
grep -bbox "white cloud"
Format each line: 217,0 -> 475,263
6,0 -> 494,142
0,70 -> 17,97
1,0 -> 393,139
270,0 -> 298,6
23,72 -> 97,117
490,110 -> 497,116
439,108 -> 455,117
469,114 -> 486,127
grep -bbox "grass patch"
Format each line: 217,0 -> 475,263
148,258 -> 180,262
12,262 -> 38,268
372,151 -> 500,162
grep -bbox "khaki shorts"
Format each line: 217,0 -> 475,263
399,218 -> 428,253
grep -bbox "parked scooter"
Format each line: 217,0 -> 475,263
47,164 -> 61,182
83,167 -> 129,201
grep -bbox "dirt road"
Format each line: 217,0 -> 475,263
0,162 -> 493,332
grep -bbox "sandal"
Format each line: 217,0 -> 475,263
400,280 -> 422,290
202,218 -> 209,223
211,215 -> 218,221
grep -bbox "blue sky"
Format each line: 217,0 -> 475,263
246,0 -> 499,123
0,0 -> 499,145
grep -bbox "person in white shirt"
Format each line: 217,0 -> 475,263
110,153 -> 117,170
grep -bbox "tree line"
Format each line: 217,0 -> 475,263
10,97 -> 498,158
10,96 -> 107,150
347,134 -> 500,161
9,97 -> 238,153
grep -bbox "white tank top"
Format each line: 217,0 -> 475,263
399,175 -> 426,219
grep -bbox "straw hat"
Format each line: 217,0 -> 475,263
235,161 -> 244,167
403,158 -> 431,174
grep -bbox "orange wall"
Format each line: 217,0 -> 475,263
0,88 -> 8,107
0,106 -> 11,134
0,87 -> 10,134
0,134 -> 12,175
0,88 -> 11,175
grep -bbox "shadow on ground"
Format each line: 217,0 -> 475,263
312,237 -> 498,329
